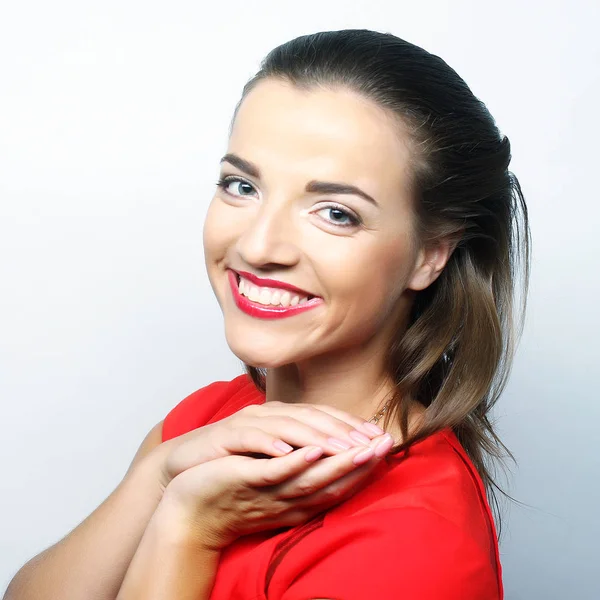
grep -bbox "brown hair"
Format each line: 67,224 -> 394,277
232,29 -> 530,539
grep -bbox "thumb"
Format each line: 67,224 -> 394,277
245,446 -> 325,487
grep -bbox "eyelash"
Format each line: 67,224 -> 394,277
215,175 -> 363,228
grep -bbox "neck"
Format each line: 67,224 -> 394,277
262,299 -> 425,442
264,319 -> 398,423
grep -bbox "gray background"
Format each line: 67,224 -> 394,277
1,1 -> 598,598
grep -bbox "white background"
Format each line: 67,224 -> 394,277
1,1 -> 598,598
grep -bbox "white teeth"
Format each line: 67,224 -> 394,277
236,275 -> 312,307
280,292 -> 291,307
249,286 -> 260,302
259,289 -> 271,305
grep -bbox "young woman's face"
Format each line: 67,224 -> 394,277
203,79 -> 441,368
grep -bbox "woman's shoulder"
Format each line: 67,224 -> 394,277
333,427 -> 498,543
265,429 -> 503,599
161,374 -> 263,442
407,428 -> 498,545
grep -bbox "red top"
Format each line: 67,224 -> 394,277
162,375 -> 503,600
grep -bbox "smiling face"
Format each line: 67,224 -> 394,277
203,78 -> 447,371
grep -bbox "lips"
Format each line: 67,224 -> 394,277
227,270 -> 323,320
235,269 -> 316,299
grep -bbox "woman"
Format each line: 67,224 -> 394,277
6,29 -> 529,600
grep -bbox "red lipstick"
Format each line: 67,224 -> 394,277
235,270 -> 314,297
228,270 -> 323,320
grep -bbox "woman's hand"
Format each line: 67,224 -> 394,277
157,432 -> 395,551
151,401 -> 388,491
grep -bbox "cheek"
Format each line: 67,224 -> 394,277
202,199 -> 222,259
332,238 -> 414,311
203,198 -> 240,265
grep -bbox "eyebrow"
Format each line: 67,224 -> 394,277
220,153 -> 379,207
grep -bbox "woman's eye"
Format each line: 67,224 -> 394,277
315,206 -> 361,228
215,178 -> 360,229
216,176 -> 257,197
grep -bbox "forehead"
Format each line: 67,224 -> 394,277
229,79 -> 412,196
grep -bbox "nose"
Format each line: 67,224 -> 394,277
234,202 -> 301,270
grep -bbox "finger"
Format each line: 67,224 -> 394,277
309,403 -> 387,436
253,510 -> 315,531
274,433 -> 394,499
218,425 -> 296,457
166,423 -> 292,477
234,414 -> 361,456
245,444 -> 329,487
295,459 -> 380,510
258,404 -> 381,450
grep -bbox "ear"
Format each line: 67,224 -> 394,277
407,236 -> 459,292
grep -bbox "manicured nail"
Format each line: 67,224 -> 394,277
273,440 -> 294,453
362,422 -> 385,436
353,446 -> 375,465
328,437 -> 352,451
304,446 -> 324,462
373,434 -> 394,458
348,430 -> 371,446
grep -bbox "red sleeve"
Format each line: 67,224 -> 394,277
273,507 -> 500,600
161,380 -> 233,442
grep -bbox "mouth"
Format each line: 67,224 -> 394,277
227,270 -> 323,319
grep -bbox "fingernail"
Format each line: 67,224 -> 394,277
373,434 -> 394,458
328,437 -> 352,451
362,422 -> 385,436
305,446 -> 324,462
349,430 -> 372,446
353,446 -> 375,465
273,440 -> 294,453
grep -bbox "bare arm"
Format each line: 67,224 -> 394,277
115,495 -> 220,600
3,420 -> 166,600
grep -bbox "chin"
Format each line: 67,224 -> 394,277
225,332 -> 291,369
230,350 -> 288,370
